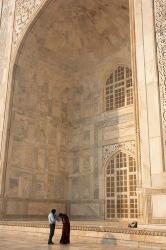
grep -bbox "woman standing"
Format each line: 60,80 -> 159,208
59,213 -> 70,244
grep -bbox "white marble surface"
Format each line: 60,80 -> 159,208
0,229 -> 162,250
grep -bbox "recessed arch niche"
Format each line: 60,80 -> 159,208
5,0 -> 135,219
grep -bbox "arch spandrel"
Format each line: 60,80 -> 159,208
13,0 -> 50,53
103,141 -> 136,164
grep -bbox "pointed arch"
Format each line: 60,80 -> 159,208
105,150 -> 138,220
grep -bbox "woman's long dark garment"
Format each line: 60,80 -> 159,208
60,215 -> 70,244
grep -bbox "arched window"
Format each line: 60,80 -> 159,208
105,65 -> 133,111
105,151 -> 137,219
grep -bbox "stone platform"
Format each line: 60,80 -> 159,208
0,220 -> 166,249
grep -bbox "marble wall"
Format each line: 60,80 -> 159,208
3,0 -> 135,218
0,0 -> 165,224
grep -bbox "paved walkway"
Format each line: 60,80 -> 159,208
0,229 -> 158,250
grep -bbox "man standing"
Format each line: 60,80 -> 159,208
48,209 -> 57,244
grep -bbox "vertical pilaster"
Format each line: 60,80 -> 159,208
154,0 -> 166,172
130,0 -> 164,223
129,0 -> 142,221
0,0 -> 3,24
0,0 -> 15,199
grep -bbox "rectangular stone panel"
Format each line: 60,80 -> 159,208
69,175 -> 92,200
6,200 -> 28,215
72,158 -> 79,174
8,142 -> 36,170
28,201 -> 66,215
70,203 -> 100,217
103,122 -> 135,141
152,195 -> 166,218
18,175 -> 32,198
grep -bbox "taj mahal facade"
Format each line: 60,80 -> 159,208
0,0 -> 166,226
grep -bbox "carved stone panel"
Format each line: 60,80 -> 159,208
14,0 -> 48,47
103,141 -> 136,162
154,0 -> 166,170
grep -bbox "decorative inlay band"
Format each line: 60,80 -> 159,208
103,141 -> 135,161
154,0 -> 166,170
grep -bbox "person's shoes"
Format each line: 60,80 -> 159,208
48,242 -> 54,245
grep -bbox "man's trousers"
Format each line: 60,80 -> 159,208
48,223 -> 55,243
